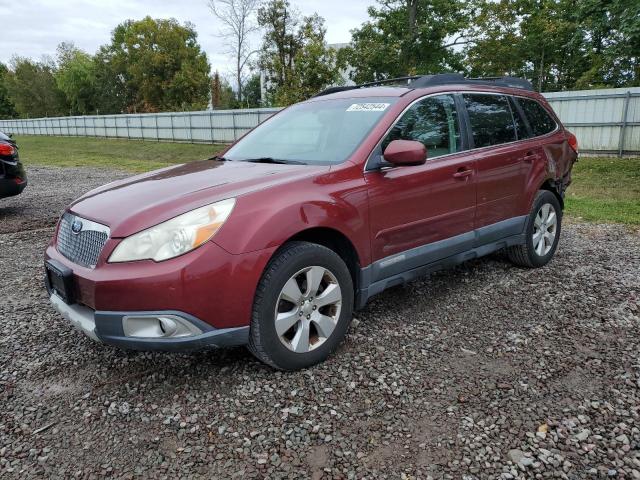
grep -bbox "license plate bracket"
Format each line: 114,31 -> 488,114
45,259 -> 76,305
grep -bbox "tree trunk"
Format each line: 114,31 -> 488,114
279,8 -> 287,86
237,53 -> 242,103
405,0 -> 419,72
538,48 -> 545,92
407,0 -> 418,40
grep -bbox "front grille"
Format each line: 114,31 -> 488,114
57,213 -> 110,268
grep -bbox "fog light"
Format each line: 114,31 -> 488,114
122,315 -> 203,339
158,317 -> 177,336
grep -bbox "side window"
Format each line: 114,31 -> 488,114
508,96 -> 533,140
382,94 -> 461,159
517,98 -> 557,136
463,94 -> 516,148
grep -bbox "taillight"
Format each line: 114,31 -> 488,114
0,143 -> 15,156
567,132 -> 578,154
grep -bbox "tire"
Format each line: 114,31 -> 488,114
247,241 -> 354,370
507,190 -> 562,268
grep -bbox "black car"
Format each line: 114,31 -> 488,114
0,131 -> 27,199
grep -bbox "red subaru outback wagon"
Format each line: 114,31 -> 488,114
45,74 -> 577,370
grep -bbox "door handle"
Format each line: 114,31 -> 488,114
523,151 -> 538,163
453,168 -> 473,179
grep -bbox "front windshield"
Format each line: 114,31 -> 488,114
224,97 -> 398,165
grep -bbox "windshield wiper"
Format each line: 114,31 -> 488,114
242,157 -> 306,165
208,155 -> 232,161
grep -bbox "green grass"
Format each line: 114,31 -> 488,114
14,135 -> 224,173
11,136 -> 640,224
565,157 -> 640,225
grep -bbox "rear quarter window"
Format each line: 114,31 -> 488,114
516,97 -> 557,136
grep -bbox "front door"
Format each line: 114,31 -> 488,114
365,93 -> 477,282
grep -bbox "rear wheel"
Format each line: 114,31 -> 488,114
248,241 -> 354,370
507,190 -> 562,268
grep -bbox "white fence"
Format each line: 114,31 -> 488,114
544,87 -> 640,156
0,87 -> 638,155
0,108 -> 280,144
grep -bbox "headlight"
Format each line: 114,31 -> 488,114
108,198 -> 235,262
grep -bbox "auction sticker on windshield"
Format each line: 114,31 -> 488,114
346,103 -> 390,112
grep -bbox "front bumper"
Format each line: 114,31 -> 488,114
48,292 -> 249,351
44,239 -> 277,331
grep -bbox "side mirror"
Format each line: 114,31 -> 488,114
383,140 -> 427,166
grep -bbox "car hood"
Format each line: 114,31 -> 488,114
69,160 -> 328,237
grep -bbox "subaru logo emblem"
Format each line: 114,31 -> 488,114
71,219 -> 83,234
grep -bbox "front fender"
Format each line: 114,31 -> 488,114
212,165 -> 371,266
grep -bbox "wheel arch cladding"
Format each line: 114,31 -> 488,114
524,172 -> 565,214
539,178 -> 565,210
284,227 -> 361,294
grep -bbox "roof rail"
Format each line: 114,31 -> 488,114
313,74 -> 534,97
312,76 -> 421,98
360,76 -> 422,88
467,76 -> 534,91
399,74 -> 535,91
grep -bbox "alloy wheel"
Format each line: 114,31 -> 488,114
532,203 -> 557,256
274,266 -> 342,353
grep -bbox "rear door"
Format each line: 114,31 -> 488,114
461,93 -> 529,228
365,93 -> 476,279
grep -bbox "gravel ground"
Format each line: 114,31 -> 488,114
1,166 -> 639,479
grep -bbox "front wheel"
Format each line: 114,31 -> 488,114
507,190 -> 562,268
248,241 -> 354,370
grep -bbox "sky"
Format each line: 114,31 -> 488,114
0,0 -> 372,78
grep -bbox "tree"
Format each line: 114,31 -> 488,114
463,0 -> 527,79
340,0 -> 471,83
464,0 -> 639,91
242,73 -> 262,107
465,0 -> 583,91
519,0 -> 585,91
220,75 -> 241,109
257,0 -> 341,105
0,63 -> 17,119
55,42 -> 97,115
290,14 -> 342,101
211,71 -> 240,109
92,51 -> 128,114
4,56 -> 68,118
95,16 -> 211,112
574,0 -> 640,87
211,70 -> 223,109
208,0 -> 260,103
257,0 -> 302,100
